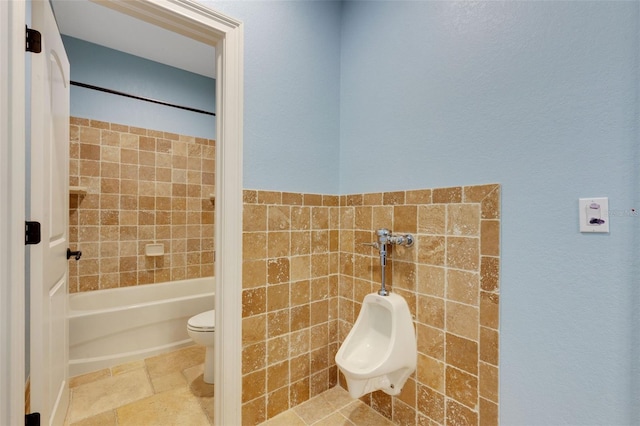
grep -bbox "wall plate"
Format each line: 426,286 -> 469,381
579,197 -> 609,233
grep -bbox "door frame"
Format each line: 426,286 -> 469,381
0,1 -> 244,424
0,1 -> 27,425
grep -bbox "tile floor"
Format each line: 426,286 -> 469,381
262,386 -> 394,426
65,345 -> 392,426
65,345 -> 213,425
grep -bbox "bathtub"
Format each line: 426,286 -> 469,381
68,277 -> 214,377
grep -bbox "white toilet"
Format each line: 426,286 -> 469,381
335,292 -> 417,399
187,309 -> 215,384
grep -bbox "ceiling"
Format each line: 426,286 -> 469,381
51,0 -> 216,78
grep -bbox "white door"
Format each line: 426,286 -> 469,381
29,0 -> 70,424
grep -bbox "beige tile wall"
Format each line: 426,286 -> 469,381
338,185 -> 500,426
242,184 -> 500,425
241,191 -> 341,424
68,117 -> 215,292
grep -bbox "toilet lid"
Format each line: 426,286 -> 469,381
188,309 -> 215,331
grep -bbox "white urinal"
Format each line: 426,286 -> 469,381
335,292 -> 417,399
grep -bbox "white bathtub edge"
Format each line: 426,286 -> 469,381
69,339 -> 196,378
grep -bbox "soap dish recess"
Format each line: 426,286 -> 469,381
145,243 -> 164,257
69,186 -> 87,195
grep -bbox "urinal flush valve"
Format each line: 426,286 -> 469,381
365,228 -> 414,296
369,228 -> 414,249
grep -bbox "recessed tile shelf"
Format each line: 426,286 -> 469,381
69,186 -> 87,195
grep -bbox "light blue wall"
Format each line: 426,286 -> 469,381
204,0 -> 342,194
63,0 -> 639,422
339,1 -> 638,425
62,36 -> 216,139
207,0 -> 639,423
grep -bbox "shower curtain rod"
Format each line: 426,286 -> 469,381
70,81 -> 216,117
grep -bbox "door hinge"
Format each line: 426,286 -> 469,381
25,221 -> 41,245
26,26 -> 41,53
25,412 -> 40,426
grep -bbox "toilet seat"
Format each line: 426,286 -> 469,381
187,309 -> 216,384
187,309 -> 215,332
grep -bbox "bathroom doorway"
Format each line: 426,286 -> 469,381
27,1 -> 243,424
